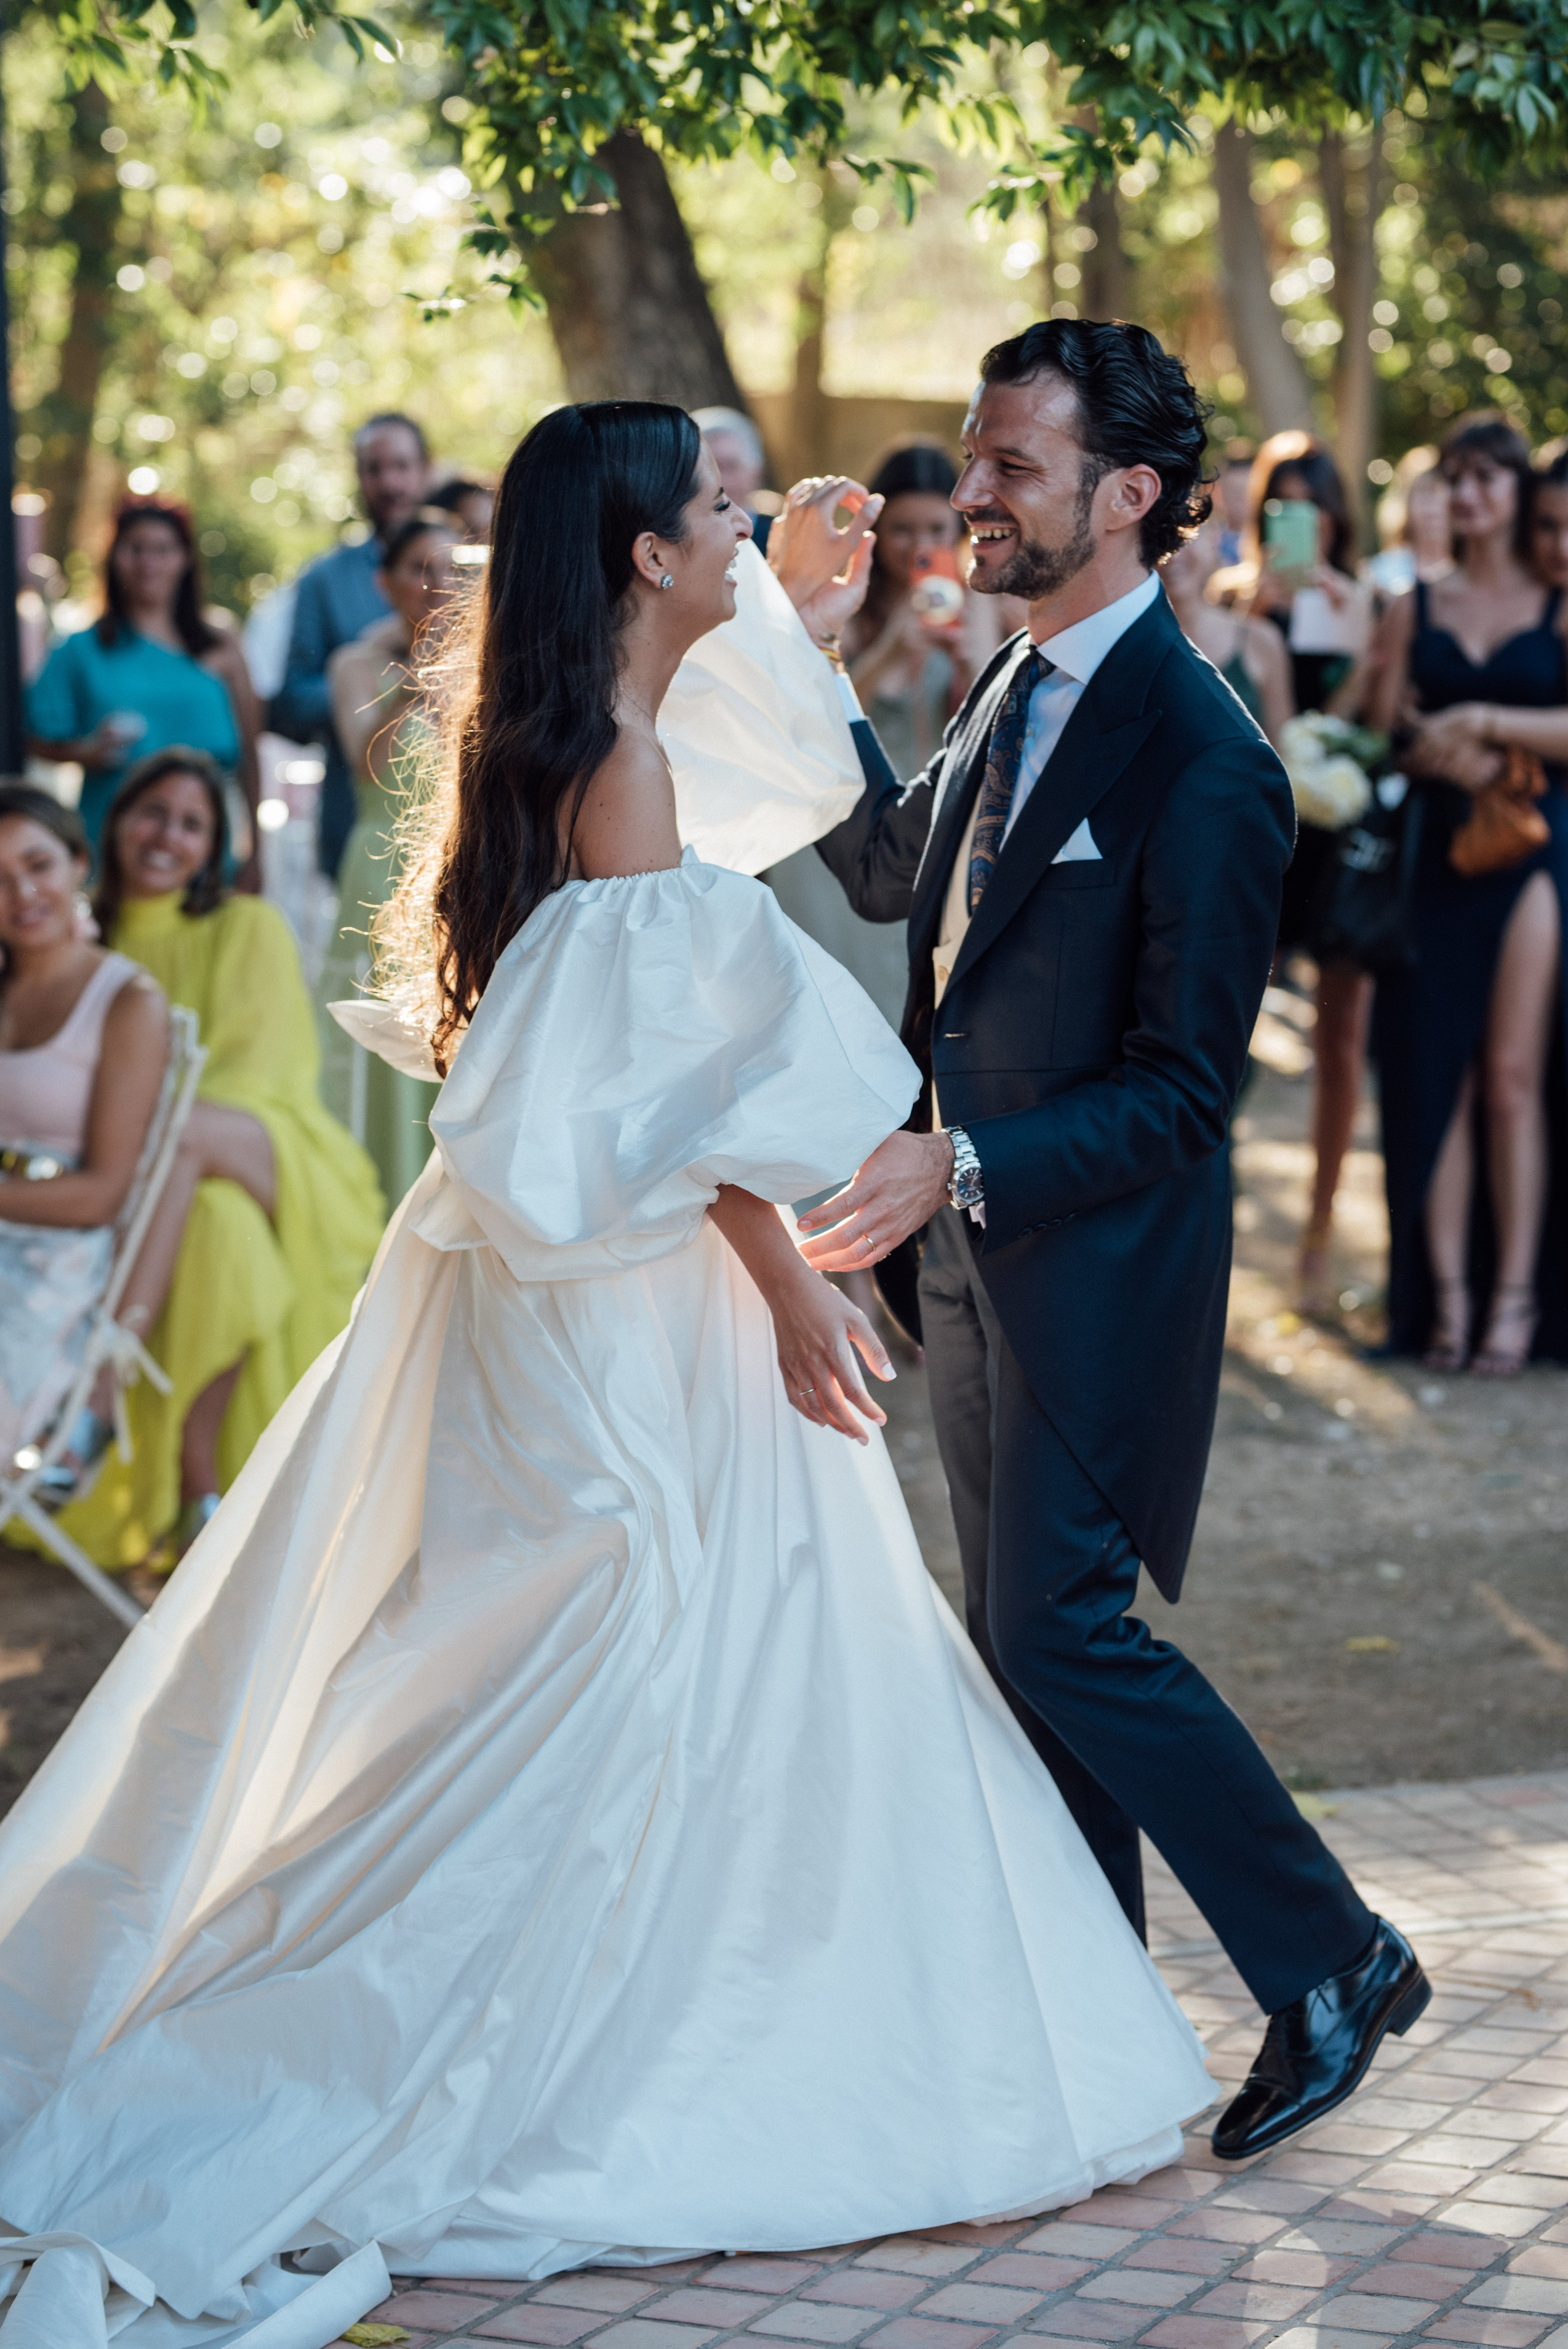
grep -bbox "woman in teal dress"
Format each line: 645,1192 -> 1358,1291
26,500 -> 260,866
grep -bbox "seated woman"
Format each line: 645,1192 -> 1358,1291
318,510 -> 458,1208
25,500 -> 262,870
0,789 -> 168,1479
54,748 -> 386,1572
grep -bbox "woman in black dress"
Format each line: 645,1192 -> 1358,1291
1368,414 -> 1568,1374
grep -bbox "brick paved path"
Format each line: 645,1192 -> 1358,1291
340,1772 -> 1568,2349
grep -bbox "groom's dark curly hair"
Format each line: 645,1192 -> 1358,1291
978,319 -> 1212,564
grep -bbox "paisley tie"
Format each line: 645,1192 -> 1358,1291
967,645 -> 1053,914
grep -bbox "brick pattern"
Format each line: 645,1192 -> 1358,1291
334,1772 -> 1568,2349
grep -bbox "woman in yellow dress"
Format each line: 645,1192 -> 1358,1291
55,747 -> 385,1570
319,510 -> 459,1208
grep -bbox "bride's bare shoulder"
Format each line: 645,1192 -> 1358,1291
570,726 -> 682,881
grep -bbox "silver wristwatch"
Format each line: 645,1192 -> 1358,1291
946,1124 -> 985,1216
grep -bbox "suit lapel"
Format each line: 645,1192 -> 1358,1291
943,593 -> 1177,996
907,635 -> 1034,966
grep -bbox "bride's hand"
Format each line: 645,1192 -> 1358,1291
769,477 -> 884,647
770,1266 -> 896,1443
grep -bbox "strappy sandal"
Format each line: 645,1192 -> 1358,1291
1295,1215 -> 1336,1318
1472,1281 -> 1539,1378
1422,1276 -> 1472,1373
34,1406 -> 114,1512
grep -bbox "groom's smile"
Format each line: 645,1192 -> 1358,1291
948,376 -> 1159,615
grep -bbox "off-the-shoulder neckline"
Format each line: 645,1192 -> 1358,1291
555,843 -> 728,896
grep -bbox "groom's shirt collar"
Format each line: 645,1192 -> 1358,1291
1027,568 -> 1160,686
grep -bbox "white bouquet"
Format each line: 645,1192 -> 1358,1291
1279,712 -> 1384,831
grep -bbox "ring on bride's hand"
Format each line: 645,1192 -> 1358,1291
860,1233 -> 873,1252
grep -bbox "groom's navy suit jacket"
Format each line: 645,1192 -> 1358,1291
819,587 -> 1295,1602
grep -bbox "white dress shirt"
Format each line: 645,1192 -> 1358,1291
933,570 -> 1161,1012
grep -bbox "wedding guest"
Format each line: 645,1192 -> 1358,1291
1237,434 -> 1376,1315
0,788 -> 168,1481
52,748 -> 385,1570
25,501 -> 261,869
1215,440 -> 1255,566
272,413 -> 431,879
692,407 -> 773,552
1367,412 -> 1568,1373
429,472 -> 495,543
1164,522 -> 1293,743
840,442 -> 977,777
1404,449 -> 1568,772
318,511 -> 458,1208
1528,445 -> 1568,604
767,443 -> 977,1048
1369,451 -> 1454,597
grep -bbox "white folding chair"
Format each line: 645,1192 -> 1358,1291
1,1007 -> 208,1629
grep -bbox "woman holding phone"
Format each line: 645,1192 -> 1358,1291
763,441 -> 974,1327
1237,435 -> 1376,1315
764,442 -> 974,1037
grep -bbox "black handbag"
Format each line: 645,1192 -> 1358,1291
1312,781 -> 1425,971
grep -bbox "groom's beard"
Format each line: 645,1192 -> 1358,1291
968,460 -> 1107,600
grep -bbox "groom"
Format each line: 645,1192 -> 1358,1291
788,320 -> 1428,2160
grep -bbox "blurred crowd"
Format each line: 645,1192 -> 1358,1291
4,384 -> 1567,1594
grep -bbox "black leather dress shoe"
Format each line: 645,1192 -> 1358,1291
1212,1918 -> 1430,2161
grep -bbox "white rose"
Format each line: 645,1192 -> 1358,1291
1293,753 -> 1372,830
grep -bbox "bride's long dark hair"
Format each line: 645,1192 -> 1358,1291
382,400 -> 702,1069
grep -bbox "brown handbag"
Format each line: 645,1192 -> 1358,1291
1448,744 -> 1551,877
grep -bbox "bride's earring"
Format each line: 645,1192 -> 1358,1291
659,574 -> 674,591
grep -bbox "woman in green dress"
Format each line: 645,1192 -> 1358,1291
319,511 -> 459,1207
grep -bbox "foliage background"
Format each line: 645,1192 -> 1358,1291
7,6 -> 1568,617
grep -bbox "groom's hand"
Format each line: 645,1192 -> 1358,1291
796,1131 -> 954,1270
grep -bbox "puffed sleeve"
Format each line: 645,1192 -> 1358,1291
408,852 -> 919,1281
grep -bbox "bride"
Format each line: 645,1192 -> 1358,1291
0,403 -> 1213,2349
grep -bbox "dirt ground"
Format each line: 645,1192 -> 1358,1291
4,980 -> 1565,1817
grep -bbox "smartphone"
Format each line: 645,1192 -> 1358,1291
1263,497 -> 1320,577
910,545 -> 965,631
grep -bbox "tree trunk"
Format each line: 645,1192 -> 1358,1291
530,132 -> 748,409
1322,127 -> 1384,545
1212,121 -> 1315,436
31,81 -> 122,562
1078,180 -> 1131,320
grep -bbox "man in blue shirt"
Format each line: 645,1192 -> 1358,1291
271,413 -> 431,877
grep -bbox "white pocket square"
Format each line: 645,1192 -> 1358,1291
1052,818 -> 1102,864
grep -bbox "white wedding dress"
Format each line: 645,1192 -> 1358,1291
0,554 -> 1213,2349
